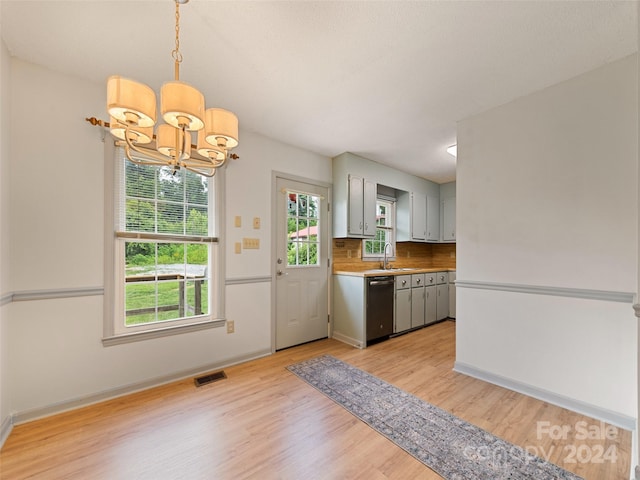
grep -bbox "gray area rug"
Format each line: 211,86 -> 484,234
287,355 -> 583,480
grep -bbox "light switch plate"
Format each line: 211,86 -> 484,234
253,217 -> 260,229
243,238 -> 260,249
234,216 -> 241,228
234,242 -> 242,254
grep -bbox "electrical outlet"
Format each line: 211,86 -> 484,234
253,217 -> 261,229
234,242 -> 242,254
234,216 -> 241,228
227,320 -> 235,334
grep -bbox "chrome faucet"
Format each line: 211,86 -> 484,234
383,242 -> 392,270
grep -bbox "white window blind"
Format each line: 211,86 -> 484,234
110,148 -> 220,337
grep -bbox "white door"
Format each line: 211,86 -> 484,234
275,177 -> 330,350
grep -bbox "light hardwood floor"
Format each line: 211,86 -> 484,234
0,321 -> 631,479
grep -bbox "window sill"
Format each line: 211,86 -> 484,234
102,318 -> 226,347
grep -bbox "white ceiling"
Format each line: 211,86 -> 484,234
1,1 -> 637,183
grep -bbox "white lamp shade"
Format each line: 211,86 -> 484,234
203,108 -> 239,149
197,130 -> 227,162
107,76 -> 157,128
109,117 -> 153,144
157,124 -> 191,160
161,81 -> 205,131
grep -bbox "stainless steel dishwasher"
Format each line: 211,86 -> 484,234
366,275 -> 394,343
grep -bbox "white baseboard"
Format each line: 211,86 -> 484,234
0,413 -> 13,449
331,331 -> 364,349
454,361 -> 636,431
12,349 -> 272,426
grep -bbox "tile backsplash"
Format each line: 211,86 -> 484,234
332,239 -> 456,272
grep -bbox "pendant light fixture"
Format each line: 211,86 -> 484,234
92,0 -> 238,177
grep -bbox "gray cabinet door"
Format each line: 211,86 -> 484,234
437,284 -> 449,320
411,286 -> 425,328
347,175 -> 376,237
395,288 -> 411,333
348,175 -> 364,235
425,285 -> 437,324
427,195 -> 440,241
442,197 -> 456,242
363,179 -> 377,237
411,192 -> 427,241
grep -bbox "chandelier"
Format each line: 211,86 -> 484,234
87,0 -> 238,177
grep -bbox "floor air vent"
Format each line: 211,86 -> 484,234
194,370 -> 227,387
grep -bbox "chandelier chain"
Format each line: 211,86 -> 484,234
172,0 -> 183,80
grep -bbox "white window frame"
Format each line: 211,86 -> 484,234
102,141 -> 226,346
362,196 -> 396,261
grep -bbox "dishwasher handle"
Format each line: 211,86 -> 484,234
368,279 -> 394,286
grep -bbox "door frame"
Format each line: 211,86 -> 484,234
271,171 -> 333,353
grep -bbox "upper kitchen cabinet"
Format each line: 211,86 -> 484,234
348,175 -> 376,237
440,182 -> 456,242
398,192 -> 441,243
411,192 -> 427,241
397,191 -> 426,242
426,195 -> 440,241
332,152 -> 453,241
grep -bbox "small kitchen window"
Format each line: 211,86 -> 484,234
362,197 -> 396,259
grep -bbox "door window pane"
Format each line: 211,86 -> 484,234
286,191 -> 320,267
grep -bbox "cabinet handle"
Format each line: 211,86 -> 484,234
402,280 -> 407,286
416,278 -> 421,284
359,221 -> 363,229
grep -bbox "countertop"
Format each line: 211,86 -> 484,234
334,268 -> 456,277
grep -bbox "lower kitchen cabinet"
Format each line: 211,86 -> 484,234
333,275 -> 366,348
436,271 -> 449,321
411,285 -> 425,328
449,271 -> 456,319
335,270 -> 454,347
395,275 -> 411,333
410,274 -> 425,328
425,285 -> 437,325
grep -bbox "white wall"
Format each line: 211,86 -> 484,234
5,58 -> 331,418
0,32 -> 11,431
456,54 -> 638,422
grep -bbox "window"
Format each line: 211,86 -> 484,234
104,145 -> 224,345
363,197 -> 396,259
286,191 -> 320,267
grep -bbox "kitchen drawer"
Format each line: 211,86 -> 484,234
411,273 -> 425,287
436,272 -> 448,284
395,275 -> 411,290
424,273 -> 436,286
